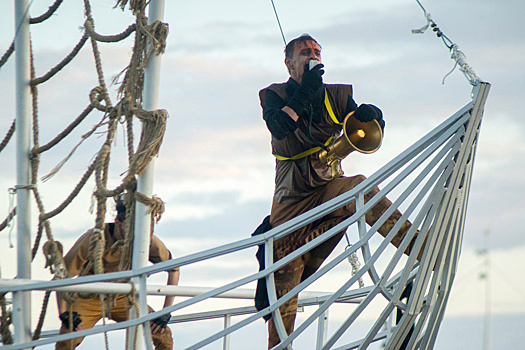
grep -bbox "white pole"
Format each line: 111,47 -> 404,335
482,230 -> 491,350
130,0 -> 166,349
13,0 -> 32,347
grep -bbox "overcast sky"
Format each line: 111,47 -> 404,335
1,0 -> 524,349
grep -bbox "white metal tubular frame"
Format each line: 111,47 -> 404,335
274,101 -> 474,349
129,0 -> 166,349
13,0 -> 33,347
1,83 -> 489,350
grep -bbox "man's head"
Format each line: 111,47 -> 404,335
115,196 -> 126,223
284,34 -> 322,83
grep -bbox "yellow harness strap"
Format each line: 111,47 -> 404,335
273,136 -> 333,160
324,89 -> 342,125
273,89 -> 341,161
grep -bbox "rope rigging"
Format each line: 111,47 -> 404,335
0,1 -> 490,349
0,0 -> 170,344
412,0 -> 480,85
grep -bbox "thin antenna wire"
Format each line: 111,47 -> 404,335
271,0 -> 287,45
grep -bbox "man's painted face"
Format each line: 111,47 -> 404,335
285,40 -> 322,83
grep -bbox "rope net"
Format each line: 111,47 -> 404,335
0,0 -> 169,344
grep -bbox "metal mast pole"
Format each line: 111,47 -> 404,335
129,0 -> 166,349
13,0 -> 32,347
482,230 -> 491,350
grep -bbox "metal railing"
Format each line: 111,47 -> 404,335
0,82 -> 490,349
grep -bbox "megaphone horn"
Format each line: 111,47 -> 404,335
319,111 -> 383,178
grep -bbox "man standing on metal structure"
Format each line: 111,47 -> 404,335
55,197 -> 179,350
258,34 -> 418,348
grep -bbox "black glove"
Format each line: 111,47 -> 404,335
59,311 -> 82,331
354,103 -> 383,123
152,313 -> 171,329
301,62 -> 324,93
354,104 -> 381,122
287,63 -> 325,116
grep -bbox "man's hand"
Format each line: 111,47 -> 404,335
59,311 -> 82,331
151,313 -> 171,334
287,63 -> 325,116
300,62 -> 324,95
355,104 -> 383,123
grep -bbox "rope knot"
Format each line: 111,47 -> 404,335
135,192 -> 165,222
89,86 -> 109,111
129,109 -> 168,175
146,20 -> 169,55
42,240 -> 69,278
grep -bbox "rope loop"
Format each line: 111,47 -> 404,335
90,86 -> 110,112
135,192 -> 165,223
130,109 -> 168,175
42,240 -> 69,278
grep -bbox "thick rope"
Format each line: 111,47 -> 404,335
117,15 -> 148,103
84,21 -> 137,43
40,160 -> 96,221
137,20 -> 169,71
125,283 -> 140,350
40,113 -> 107,183
0,119 -> 15,154
99,297 -> 110,350
83,9 -> 113,109
27,42 -> 70,345
0,293 -> 13,345
136,192 -> 164,237
90,228 -> 106,275
32,240 -> 70,342
28,37 -> 55,265
29,0 -> 64,24
0,208 -> 16,233
31,33 -> 89,86
0,0 -> 64,69
115,0 -> 147,15
130,109 -> 168,175
0,2 -> 171,342
118,189 -> 137,274
126,114 -> 135,166
135,192 -> 165,225
33,104 -> 95,155
32,291 -> 52,342
0,0 -> 63,68
0,42 -> 14,69
42,240 -> 68,278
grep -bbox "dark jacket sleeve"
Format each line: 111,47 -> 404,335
345,95 -> 358,115
262,89 -> 298,140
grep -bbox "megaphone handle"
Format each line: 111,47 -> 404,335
331,160 -> 344,178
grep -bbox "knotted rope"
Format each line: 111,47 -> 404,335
0,120 -> 15,154
412,0 -> 481,85
130,109 -> 168,175
0,1 -> 170,346
0,293 -> 13,345
125,283 -> 140,350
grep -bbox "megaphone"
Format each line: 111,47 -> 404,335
319,111 -> 383,178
